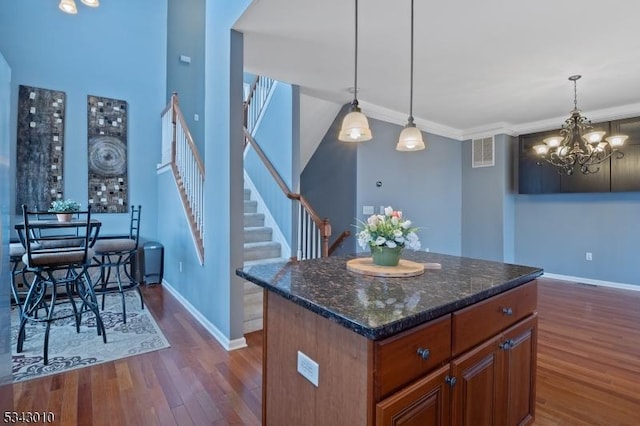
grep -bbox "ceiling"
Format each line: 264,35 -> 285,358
234,0 -> 640,139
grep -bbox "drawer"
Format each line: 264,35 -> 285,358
452,280 -> 537,356
374,314 -> 451,400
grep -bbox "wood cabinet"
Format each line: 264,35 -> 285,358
262,280 -> 538,426
517,115 -> 640,193
374,281 -> 538,426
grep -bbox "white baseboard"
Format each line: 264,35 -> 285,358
159,279 -> 248,351
542,272 -> 640,292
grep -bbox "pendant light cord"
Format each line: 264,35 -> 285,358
408,0 -> 414,124
354,0 -> 359,104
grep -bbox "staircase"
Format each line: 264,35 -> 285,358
243,186 -> 283,333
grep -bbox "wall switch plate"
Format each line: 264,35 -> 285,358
379,206 -> 385,214
363,205 -> 374,215
179,55 -> 191,64
585,252 -> 593,261
194,114 -> 199,121
297,350 -> 319,387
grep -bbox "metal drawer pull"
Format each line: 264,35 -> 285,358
416,347 -> 430,360
502,307 -> 513,316
500,339 -> 515,350
445,375 -> 457,387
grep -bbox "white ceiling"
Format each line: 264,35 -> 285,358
234,0 -> 640,139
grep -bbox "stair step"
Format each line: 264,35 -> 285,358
244,200 -> 258,214
244,226 -> 272,243
244,188 -> 251,201
244,212 -> 265,227
244,241 -> 281,261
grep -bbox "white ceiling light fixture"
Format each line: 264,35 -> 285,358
59,0 -> 99,15
396,0 -> 425,152
338,0 -> 373,143
533,75 -> 627,175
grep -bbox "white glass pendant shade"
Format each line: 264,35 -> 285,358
59,0 -> 78,14
583,130 -> 605,144
81,0 -> 100,7
338,109 -> 373,142
606,134 -> 628,147
396,125 -> 425,151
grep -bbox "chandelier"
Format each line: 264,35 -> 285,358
533,75 -> 627,175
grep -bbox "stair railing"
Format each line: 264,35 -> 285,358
243,128 -> 332,259
244,75 -> 275,136
161,93 -> 205,264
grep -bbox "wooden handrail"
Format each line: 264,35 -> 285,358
171,94 -> 205,177
328,230 -> 351,256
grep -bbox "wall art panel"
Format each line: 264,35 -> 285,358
87,95 -> 128,213
16,85 -> 66,213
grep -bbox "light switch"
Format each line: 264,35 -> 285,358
363,205 -> 374,215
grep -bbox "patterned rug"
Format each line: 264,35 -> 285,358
11,291 -> 170,382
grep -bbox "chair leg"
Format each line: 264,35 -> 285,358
79,269 -> 107,343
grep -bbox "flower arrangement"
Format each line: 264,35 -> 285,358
356,206 -> 421,251
48,198 -> 81,213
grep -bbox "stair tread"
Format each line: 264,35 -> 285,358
244,241 -> 281,249
243,257 -> 289,266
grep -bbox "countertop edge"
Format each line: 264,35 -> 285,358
236,268 -> 543,340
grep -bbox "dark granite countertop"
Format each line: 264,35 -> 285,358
236,251 -> 543,340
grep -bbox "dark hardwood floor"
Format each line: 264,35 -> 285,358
12,277 -> 640,425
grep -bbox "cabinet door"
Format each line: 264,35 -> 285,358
610,116 -> 640,191
518,132 -> 561,194
499,314 -> 538,426
450,336 -> 500,426
376,365 -> 451,426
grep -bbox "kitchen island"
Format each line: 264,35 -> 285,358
237,251 -> 543,426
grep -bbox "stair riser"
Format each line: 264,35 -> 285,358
244,228 -> 273,243
244,246 -> 281,261
244,188 -> 251,201
244,200 -> 258,214
244,214 -> 265,227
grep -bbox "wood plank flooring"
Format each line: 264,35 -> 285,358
12,277 -> 640,425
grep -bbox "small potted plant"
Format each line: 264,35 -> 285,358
48,198 -> 81,222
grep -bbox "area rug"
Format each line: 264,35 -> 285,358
11,291 -> 170,382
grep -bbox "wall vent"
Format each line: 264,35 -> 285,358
472,136 -> 495,168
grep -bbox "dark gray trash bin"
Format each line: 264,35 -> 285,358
142,241 -> 164,285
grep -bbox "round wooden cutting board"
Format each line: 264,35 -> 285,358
346,257 -> 429,277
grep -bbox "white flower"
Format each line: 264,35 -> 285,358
393,229 -> 403,238
386,240 -> 397,248
391,217 -> 399,226
402,220 -> 412,229
395,236 -> 405,244
367,215 -> 379,226
374,236 -> 387,246
406,232 -> 421,250
384,206 -> 393,216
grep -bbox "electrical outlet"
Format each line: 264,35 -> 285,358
297,351 -> 319,387
585,252 -> 593,261
363,205 -> 374,215
424,247 -> 429,252
179,261 -> 183,272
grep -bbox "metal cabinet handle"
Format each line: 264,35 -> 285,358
500,339 -> 515,350
445,375 -> 457,387
502,307 -> 513,316
416,347 -> 430,361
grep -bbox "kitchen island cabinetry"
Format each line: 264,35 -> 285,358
237,252 -> 542,426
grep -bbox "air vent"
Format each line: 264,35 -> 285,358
472,136 -> 495,168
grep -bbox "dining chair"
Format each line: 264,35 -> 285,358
17,205 -> 106,365
92,205 -> 143,323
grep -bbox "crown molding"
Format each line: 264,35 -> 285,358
359,100 -> 465,141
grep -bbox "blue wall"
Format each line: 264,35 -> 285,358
0,52 -> 13,406
514,192 -> 640,285
461,134 -> 515,262
357,118 -> 462,255
167,0 -> 206,155
245,82 -> 294,245
301,103 -> 358,255
0,0 -> 167,237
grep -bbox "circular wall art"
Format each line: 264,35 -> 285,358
88,135 -> 127,177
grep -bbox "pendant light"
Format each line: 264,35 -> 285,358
338,0 -> 373,142
81,0 -> 100,7
396,0 -> 425,151
59,0 -> 78,14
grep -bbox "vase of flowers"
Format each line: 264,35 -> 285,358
356,206 -> 421,266
48,199 -> 81,222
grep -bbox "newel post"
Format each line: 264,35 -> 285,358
321,218 -> 331,257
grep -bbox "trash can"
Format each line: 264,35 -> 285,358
142,241 -> 164,285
